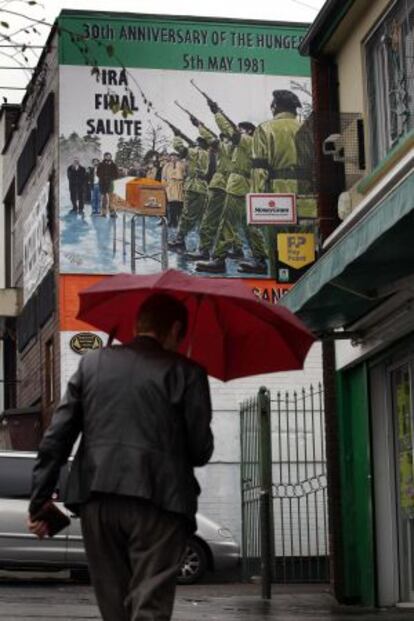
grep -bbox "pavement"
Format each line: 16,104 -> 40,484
0,575 -> 413,620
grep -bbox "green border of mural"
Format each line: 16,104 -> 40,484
58,12 -> 310,77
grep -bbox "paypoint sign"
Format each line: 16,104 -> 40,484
276,233 -> 316,283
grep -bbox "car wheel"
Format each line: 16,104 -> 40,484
177,538 -> 207,584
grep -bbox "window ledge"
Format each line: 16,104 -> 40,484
0,288 -> 22,317
324,145 -> 414,250
357,129 -> 414,195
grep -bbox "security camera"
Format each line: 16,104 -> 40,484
322,133 -> 344,161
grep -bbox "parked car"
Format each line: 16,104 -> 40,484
0,451 -> 239,584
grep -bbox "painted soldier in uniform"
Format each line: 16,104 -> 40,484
168,137 -> 209,252
184,119 -> 234,261
250,89 -> 302,195
196,106 -> 267,275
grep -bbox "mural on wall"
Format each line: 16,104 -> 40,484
58,13 -> 315,279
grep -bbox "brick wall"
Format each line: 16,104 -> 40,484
3,36 -> 61,434
17,312 -> 60,431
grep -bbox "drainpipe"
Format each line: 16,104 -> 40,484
311,55 -> 346,602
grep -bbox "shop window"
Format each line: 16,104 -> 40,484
17,269 -> 55,354
17,128 -> 37,195
38,269 -> 55,328
3,320 -> 17,410
366,0 -> 414,167
36,92 -> 54,155
16,295 -> 38,352
3,180 -> 15,289
45,338 -> 54,405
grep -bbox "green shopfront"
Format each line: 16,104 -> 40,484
281,169 -> 414,607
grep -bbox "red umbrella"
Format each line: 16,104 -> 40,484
77,269 -> 315,382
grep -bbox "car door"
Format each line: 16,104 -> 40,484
0,452 -> 70,567
60,461 -> 87,567
65,510 -> 87,566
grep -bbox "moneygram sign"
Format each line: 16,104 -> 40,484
247,193 -> 297,225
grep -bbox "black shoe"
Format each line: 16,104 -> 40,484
196,257 -> 226,273
184,250 -> 210,261
168,239 -> 186,252
237,258 -> 268,274
227,248 -> 244,259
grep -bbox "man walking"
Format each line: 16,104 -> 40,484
28,293 -> 214,621
97,151 -> 119,217
67,158 -> 86,214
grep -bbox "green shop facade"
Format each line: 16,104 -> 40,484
281,0 -> 414,609
282,169 -> 414,607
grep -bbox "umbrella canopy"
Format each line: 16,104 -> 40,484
77,270 -> 315,381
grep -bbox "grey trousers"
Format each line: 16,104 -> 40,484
80,495 -> 188,621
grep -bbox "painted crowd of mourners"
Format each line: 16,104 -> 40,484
67,89 -> 305,275
67,151 -> 120,219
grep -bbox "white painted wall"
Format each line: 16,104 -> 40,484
198,343 -> 324,545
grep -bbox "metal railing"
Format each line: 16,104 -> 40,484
240,387 -> 274,599
272,385 -> 328,583
130,215 -> 169,273
111,212 -> 169,272
240,384 -> 329,596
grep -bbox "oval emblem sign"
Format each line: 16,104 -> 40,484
70,332 -> 103,355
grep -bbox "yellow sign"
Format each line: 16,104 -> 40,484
277,233 -> 316,269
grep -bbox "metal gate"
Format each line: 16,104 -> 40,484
240,384 -> 329,595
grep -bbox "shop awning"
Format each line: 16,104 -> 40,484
280,172 -> 414,334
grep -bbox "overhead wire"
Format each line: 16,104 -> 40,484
284,0 -> 321,11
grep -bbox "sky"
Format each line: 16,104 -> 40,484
0,0 -> 326,102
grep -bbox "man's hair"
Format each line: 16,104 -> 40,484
136,293 -> 188,341
238,121 -> 256,135
104,151 -> 112,158
196,137 -> 208,149
271,90 -> 302,114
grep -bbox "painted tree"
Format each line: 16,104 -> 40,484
144,122 -> 170,155
115,136 -> 143,170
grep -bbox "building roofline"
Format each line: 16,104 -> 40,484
1,22 -> 57,154
298,0 -> 355,56
19,21 -> 58,112
58,8 -> 311,29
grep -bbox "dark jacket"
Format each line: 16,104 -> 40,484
67,164 -> 86,190
96,160 -> 119,192
29,337 -> 214,531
